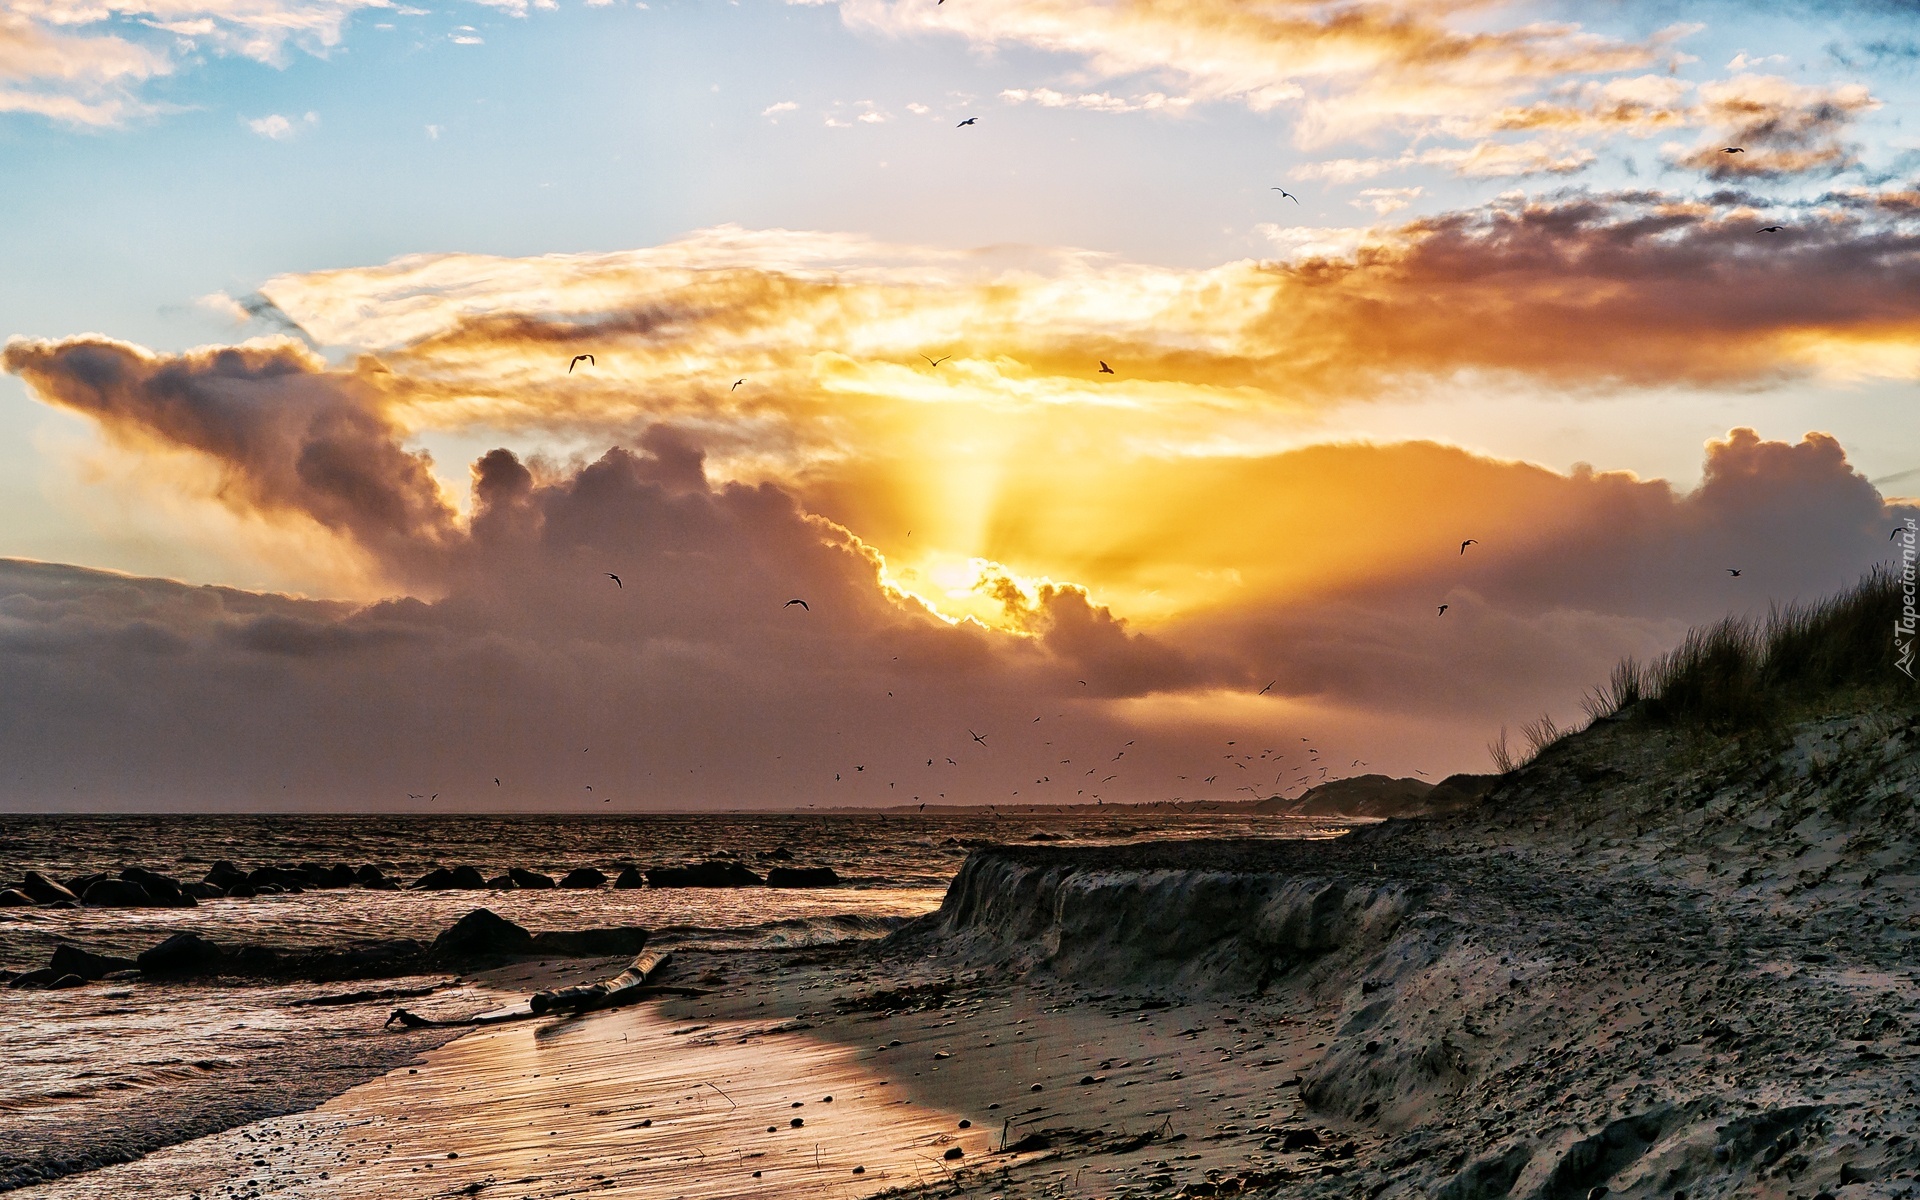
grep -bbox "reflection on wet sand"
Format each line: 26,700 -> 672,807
42,994 -> 991,1199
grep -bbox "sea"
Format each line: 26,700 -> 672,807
0,810 -> 1344,1192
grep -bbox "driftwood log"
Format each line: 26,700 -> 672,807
385,948 -> 698,1029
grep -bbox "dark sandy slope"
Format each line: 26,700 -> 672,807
877,700 -> 1920,1200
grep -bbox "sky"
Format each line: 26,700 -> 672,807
2,0 -> 1918,810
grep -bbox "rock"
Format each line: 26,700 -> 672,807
487,873 -> 518,889
225,883 -> 258,898
185,881 -> 226,899
81,878 -> 154,908
50,944 -> 137,980
614,867 -> 645,889
508,868 -> 556,890
768,847 -> 795,861
449,865 -> 489,889
137,932 -> 228,977
767,866 -> 840,888
48,973 -> 87,989
19,871 -> 79,905
246,867 -> 308,893
413,868 -> 457,890
429,909 -> 535,961
645,861 -> 764,888
559,867 -> 607,889
65,872 -> 110,896
8,968 -> 60,988
0,889 -> 33,907
204,861 -> 247,890
121,867 -> 196,908
353,864 -> 387,887
530,928 -> 650,956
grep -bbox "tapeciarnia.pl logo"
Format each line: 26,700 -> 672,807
1899,517 -> 1917,679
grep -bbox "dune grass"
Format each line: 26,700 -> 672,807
1491,567 -> 1907,772
1605,566 -> 1907,733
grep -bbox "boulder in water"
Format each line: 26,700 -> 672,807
0,889 -> 33,907
614,866 -> 645,889
767,847 -> 795,861
767,866 -> 841,888
82,878 -> 153,908
487,873 -> 518,889
138,932 -> 228,977
508,867 -> 556,890
645,861 -> 763,888
449,865 -> 489,889
185,881 -> 226,900
559,867 -> 607,889
246,866 -> 308,893
430,909 -> 535,961
19,872 -> 78,905
8,967 -> 60,988
50,944 -> 136,980
413,867 -> 456,890
204,861 -> 247,890
121,867 -> 196,908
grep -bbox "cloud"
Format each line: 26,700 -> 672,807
245,110 -> 316,139
0,419 -> 1906,809
2,336 -> 457,584
1353,187 -> 1421,215
833,0 -> 1685,147
761,100 -> 798,119
0,12 -> 169,126
999,87 -> 1193,115
1668,74 -> 1879,178
198,194 -> 1920,486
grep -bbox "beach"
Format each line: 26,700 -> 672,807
10,705 -> 1920,1199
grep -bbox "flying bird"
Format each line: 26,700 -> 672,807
606,573 -> 622,588
1460,539 -> 1478,554
569,354 -> 594,373
1722,147 -> 1745,153
732,379 -> 746,391
1098,361 -> 1114,374
1727,568 -> 1742,577
494,778 -> 500,786
1258,680 -> 1275,695
1271,188 -> 1299,203
784,598 -> 810,610
921,354 -> 951,367
969,729 -> 988,746
1757,226 -> 1783,233
1437,604 -> 1449,615
957,117 -> 977,127
1895,528 -> 1908,540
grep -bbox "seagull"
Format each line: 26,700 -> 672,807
1460,539 -> 1478,554
606,573 -> 622,587
569,354 -> 594,373
957,117 -> 977,127
1258,680 -> 1275,695
1437,604 -> 1449,615
407,793 -> 422,800
732,379 -> 745,391
1098,361 -> 1114,374
1758,226 -> 1783,233
921,354 -> 951,367
1271,188 -> 1299,203
494,778 -> 500,786
1895,528 -> 1908,540
1722,147 -> 1745,153
969,729 -> 988,746
1727,568 -> 1742,577
784,598 -> 810,610
431,794 -> 438,801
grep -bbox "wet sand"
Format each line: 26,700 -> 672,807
17,946 -> 1355,1200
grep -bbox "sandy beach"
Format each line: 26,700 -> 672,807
13,701 -> 1920,1200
